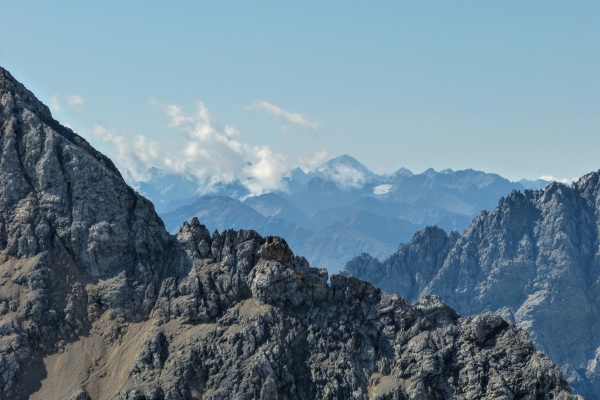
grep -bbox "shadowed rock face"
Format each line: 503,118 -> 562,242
346,180 -> 600,398
0,67 -> 578,399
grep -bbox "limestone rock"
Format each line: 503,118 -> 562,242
346,182 -> 600,398
0,66 -> 578,399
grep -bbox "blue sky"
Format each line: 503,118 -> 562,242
2,1 -> 599,189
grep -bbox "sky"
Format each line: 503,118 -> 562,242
2,1 -> 599,192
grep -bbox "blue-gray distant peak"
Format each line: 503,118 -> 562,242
287,167 -> 310,186
317,154 -> 375,176
422,168 -> 437,177
310,154 -> 380,189
393,167 -> 414,177
147,166 -> 163,176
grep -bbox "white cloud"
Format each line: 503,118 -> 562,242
91,125 -> 152,183
50,94 -> 61,112
539,175 -> 577,184
66,94 -> 85,110
373,184 -> 392,195
323,164 -> 367,189
244,146 -> 289,196
248,100 -> 320,131
91,101 -> 292,197
297,149 -> 329,172
49,93 -> 85,112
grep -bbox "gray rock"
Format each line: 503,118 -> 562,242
0,66 -> 178,398
347,181 -> 600,398
0,66 -> 578,399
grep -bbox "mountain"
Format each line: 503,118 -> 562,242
160,196 -> 397,272
243,192 -> 314,228
337,210 -> 421,246
378,168 -> 528,217
157,165 -> 558,275
345,178 -> 600,398
0,66 -> 578,399
0,66 -> 175,397
311,154 -> 379,188
136,148 -> 557,277
136,168 -> 250,213
309,196 -> 467,230
136,167 -> 199,212
346,226 -> 461,303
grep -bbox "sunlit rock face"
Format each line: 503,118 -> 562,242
347,178 -> 600,398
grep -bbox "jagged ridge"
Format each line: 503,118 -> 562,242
346,178 -> 600,398
0,66 -> 578,399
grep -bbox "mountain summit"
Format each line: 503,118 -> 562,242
0,67 -> 577,399
346,175 -> 600,398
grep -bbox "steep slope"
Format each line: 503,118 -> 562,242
0,67 -> 577,399
346,226 -> 460,302
346,179 -> 600,398
0,66 -> 178,398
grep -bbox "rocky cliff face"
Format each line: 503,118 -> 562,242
345,227 -> 460,302
0,65 -> 179,398
346,181 -> 600,398
0,66 -> 578,399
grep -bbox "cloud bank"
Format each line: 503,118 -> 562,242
91,102 -> 291,197
248,100 -> 320,131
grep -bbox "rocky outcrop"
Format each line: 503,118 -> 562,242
0,66 -> 578,399
136,225 -> 575,400
0,66 -> 178,398
345,226 -> 460,301
346,181 -> 600,398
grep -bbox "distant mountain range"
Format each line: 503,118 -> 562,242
145,155 -> 552,272
345,174 -> 600,399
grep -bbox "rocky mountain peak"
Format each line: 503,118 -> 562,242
574,169 -> 600,202
0,66 -> 52,120
257,236 -> 295,263
345,225 -> 460,303
0,65 -> 177,395
347,171 -> 600,398
0,67 -> 122,180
